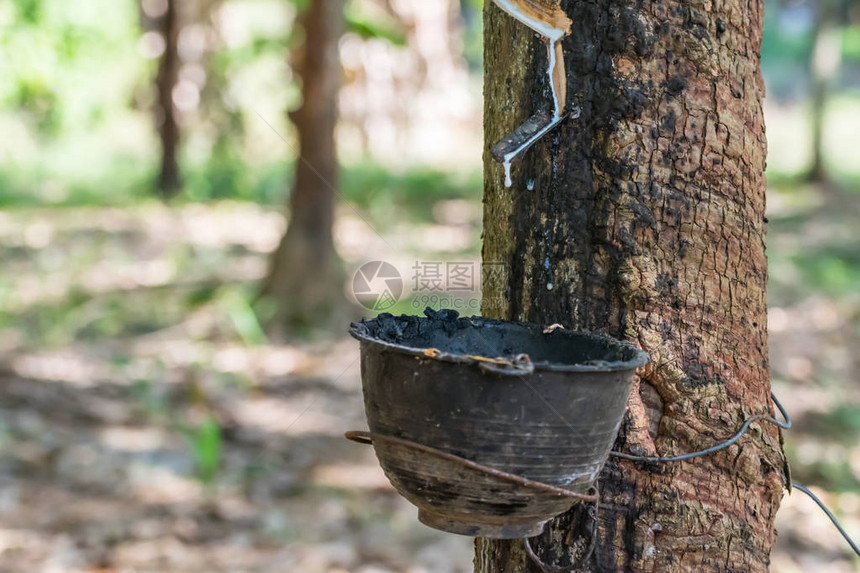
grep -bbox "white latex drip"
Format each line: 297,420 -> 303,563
491,0 -> 569,188
548,39 -> 561,119
492,1 -> 565,119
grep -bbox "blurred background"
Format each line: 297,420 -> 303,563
0,0 -> 857,571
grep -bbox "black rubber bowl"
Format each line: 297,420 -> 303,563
348,310 -> 649,538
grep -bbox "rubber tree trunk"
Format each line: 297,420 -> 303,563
261,0 -> 345,330
155,0 -> 181,197
477,0 -> 787,571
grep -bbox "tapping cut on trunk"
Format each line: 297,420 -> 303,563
490,0 -> 574,188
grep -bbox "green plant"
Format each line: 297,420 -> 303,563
183,415 -> 223,488
222,288 -> 269,346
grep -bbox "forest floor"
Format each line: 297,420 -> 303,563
0,184 -> 858,572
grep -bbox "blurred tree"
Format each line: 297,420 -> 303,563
808,0 -> 843,183
261,0 -> 346,330
478,0 -> 787,570
155,0 -> 182,196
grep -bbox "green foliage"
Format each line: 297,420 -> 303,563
341,163 -> 482,223
11,285 -> 188,348
761,9 -> 814,63
222,288 -> 269,346
841,25 -> 860,61
183,415 -> 223,486
796,249 -> 860,294
130,374 -> 225,488
460,0 -> 484,69
10,78 -> 60,135
184,156 -> 290,205
185,283 -> 221,309
12,0 -> 44,24
345,0 -> 406,45
768,195 -> 860,302
131,378 -> 171,420
0,0 -> 142,135
0,154 -> 482,234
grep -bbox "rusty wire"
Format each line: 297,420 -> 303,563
344,430 -> 599,503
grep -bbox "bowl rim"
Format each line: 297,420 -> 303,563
348,314 -> 650,373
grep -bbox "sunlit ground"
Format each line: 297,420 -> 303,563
0,201 -> 476,572
0,98 -> 858,572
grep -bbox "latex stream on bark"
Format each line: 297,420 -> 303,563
490,0 -> 573,187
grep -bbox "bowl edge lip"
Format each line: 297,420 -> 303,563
348,315 -> 650,373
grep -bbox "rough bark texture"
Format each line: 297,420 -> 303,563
262,0 -> 345,330
156,0 -> 181,197
477,0 -> 788,570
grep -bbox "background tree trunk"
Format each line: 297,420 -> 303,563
477,0 -> 787,570
261,0 -> 345,331
808,0 -> 841,184
155,0 -> 181,197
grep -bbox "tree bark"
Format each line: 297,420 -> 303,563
156,0 -> 182,197
261,0 -> 345,330
478,0 -> 787,571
